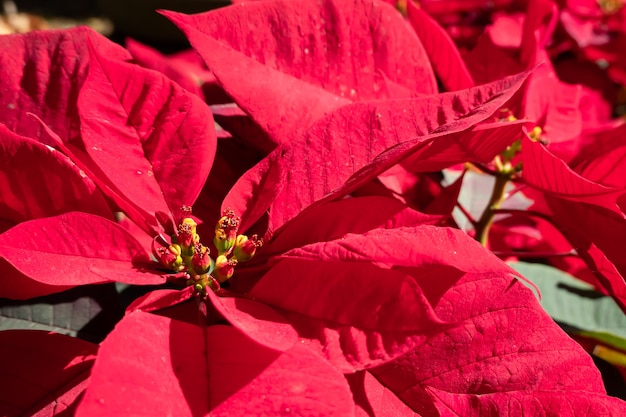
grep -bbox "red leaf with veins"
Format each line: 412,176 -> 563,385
522,136 -> 625,214
79,45 -> 217,222
0,123 -> 112,231
0,212 -> 165,299
125,39 -> 232,106
406,1 -> 474,91
428,387 -> 626,416
263,196 -> 441,257
370,272 -> 610,416
228,196 -> 441,294
77,311 -> 355,416
543,198 -> 626,311
398,120 -> 526,173
164,0 -> 435,147
165,0 -> 435,98
281,226 -> 518,276
522,137 -> 626,310
165,18 -> 351,149
205,289 -> 299,352
224,71 -> 530,233
126,286 -> 195,314
346,371 -> 418,416
250,257 -> 444,372
126,38 -> 207,99
245,226 -> 520,371
0,27 -> 130,144
0,330 -> 97,417
573,122 -> 626,188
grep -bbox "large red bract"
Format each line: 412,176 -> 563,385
1,0 -> 626,415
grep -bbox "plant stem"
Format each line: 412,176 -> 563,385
474,173 -> 510,246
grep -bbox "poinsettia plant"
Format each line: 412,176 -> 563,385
2,0 -> 626,415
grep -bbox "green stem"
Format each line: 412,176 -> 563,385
474,174 -> 510,247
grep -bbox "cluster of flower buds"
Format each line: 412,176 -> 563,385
152,207 -> 262,297
212,209 -> 262,282
492,109 -> 546,176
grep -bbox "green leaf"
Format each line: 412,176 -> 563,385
510,261 -> 626,341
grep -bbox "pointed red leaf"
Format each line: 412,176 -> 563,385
126,287 -> 194,314
399,120 -> 526,173
126,38 -> 207,99
407,1 -> 474,91
543,198 -> 626,311
222,147 -> 288,233
164,0 -> 435,98
347,371 -> 418,416
249,257 -> 443,372
205,290 -> 299,352
77,311 -> 355,416
245,226 -> 520,371
281,226 -> 518,276
164,0 -> 436,146
0,212 -> 165,299
225,71 -> 530,232
428,387 -> 626,416
573,122 -> 626,188
370,272 -> 611,414
0,330 -> 97,417
0,123 -> 112,229
0,27 -> 130,144
522,136 -> 625,214
211,105 -> 276,154
522,136 -> 626,310
163,11 -> 350,148
78,45 -> 217,220
263,196 -> 441,257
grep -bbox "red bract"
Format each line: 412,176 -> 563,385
0,26 -> 130,144
521,134 -> 626,310
427,388 -> 626,416
223,71 -> 530,235
406,1 -> 474,92
0,26 -> 217,236
368,268 -> 626,416
462,0 -> 609,159
125,38 -> 221,102
0,212 -> 165,299
163,0 -> 437,149
239,225 -> 521,371
0,330 -> 98,416
76,311 -> 355,416
0,123 -> 112,233
1,0 -> 626,414
0,26 -> 217,297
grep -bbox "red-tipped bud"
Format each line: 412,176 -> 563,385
154,244 -> 184,271
177,218 -> 198,254
214,209 -> 240,255
191,243 -> 214,275
214,255 -> 237,283
233,234 -> 262,261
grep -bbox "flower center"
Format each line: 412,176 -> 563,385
153,207 -> 262,297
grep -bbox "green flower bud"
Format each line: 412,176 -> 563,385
214,209 -> 240,255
